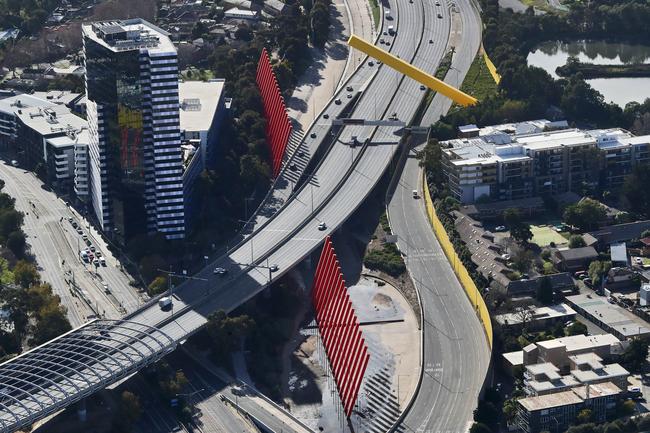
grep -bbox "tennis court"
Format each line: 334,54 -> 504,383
530,224 -> 568,247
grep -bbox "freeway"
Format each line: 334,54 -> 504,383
390,1 -> 491,432
0,0 -> 478,428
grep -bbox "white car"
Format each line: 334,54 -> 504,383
214,267 -> 227,275
494,225 -> 506,232
318,222 -> 327,231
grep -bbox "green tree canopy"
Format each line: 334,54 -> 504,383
563,199 -> 606,232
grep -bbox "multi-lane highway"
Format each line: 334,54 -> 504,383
0,0 -> 491,429
390,1 -> 490,431
0,161 -> 144,326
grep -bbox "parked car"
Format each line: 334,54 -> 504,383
494,225 -> 506,232
158,296 -> 172,310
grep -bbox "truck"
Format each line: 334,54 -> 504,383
158,296 -> 172,310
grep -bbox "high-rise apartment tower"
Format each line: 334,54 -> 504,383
82,19 -> 185,242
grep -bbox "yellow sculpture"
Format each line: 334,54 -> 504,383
347,34 -> 478,106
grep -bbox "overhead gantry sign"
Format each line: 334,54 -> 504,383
347,34 -> 478,107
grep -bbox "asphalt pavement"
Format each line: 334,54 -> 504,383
389,1 -> 491,431
0,160 -> 145,327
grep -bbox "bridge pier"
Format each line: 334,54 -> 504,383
77,398 -> 87,423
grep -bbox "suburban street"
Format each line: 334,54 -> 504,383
0,159 -> 145,327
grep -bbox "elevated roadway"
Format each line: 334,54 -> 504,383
0,0 -> 483,430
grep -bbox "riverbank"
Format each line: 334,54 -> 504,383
557,60 -> 650,79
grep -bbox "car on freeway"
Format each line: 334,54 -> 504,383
368,61 -> 374,66
347,93 -> 353,99
385,41 -> 391,46
318,222 -> 327,231
420,85 -> 426,90
214,267 -> 228,275
437,12 -> 443,18
159,296 -> 172,310
68,217 -> 73,223
289,163 -> 297,171
269,264 -> 279,272
103,283 -> 110,294
93,258 -> 100,266
76,227 -> 83,234
90,246 -> 96,252
346,86 -> 353,92
323,113 -> 329,119
100,257 -> 106,266
412,190 -> 419,199
334,98 -> 342,105
10,160 -> 18,167
435,0 -> 440,4
82,234 -> 88,241
310,132 -> 317,138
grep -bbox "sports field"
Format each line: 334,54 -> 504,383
530,224 -> 568,247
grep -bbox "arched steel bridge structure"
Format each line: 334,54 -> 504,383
0,320 -> 175,431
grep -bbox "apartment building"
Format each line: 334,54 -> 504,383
441,120 -> 650,204
83,19 -> 186,241
516,382 -> 622,433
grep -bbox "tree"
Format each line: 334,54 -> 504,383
624,165 -> 650,218
536,276 -> 554,305
6,230 -> 26,257
473,400 -> 499,425
511,248 -> 534,273
563,199 -> 606,231
576,408 -> 592,424
621,338 -> 648,372
568,235 -> 586,248
120,391 -> 142,426
13,260 -> 39,288
503,208 -> 532,243
566,321 -> 588,336
206,310 -> 256,357
148,275 -> 167,296
469,423 -> 492,433
31,302 -> 71,345
514,306 -> 534,330
588,260 -> 612,287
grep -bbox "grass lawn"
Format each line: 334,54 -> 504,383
530,225 -> 568,247
460,53 -> 498,102
369,0 -> 380,27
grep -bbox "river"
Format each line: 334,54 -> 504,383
527,40 -> 650,107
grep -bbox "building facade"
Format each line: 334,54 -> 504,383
442,121 -> 650,204
83,19 -> 185,242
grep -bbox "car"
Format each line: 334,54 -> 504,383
347,93 -> 353,99
10,160 -> 18,167
388,25 -> 395,35
269,264 -> 279,272
76,227 -> 83,234
420,85 -> 426,90
298,151 -> 305,157
289,163 -> 297,171
82,234 -> 88,240
346,86 -> 353,92
494,225 -> 506,232
437,12 -> 442,18
389,112 -> 398,120
635,257 -> 644,265
574,270 -> 587,278
608,297 -> 616,304
100,257 -> 106,266
429,39 -> 434,44
385,41 -> 391,46
95,251 -> 102,257
318,222 -> 327,231
103,283 -> 110,294
93,258 -> 99,266
435,0 -> 440,5
383,31 -> 388,35
214,267 -> 228,275
158,296 -> 172,310
310,132 -> 317,138
412,190 -> 419,199
72,221 -> 78,228
368,61 -> 374,66
334,98 -> 342,105
501,253 -> 511,261
323,113 -> 329,119
67,217 -> 73,223
90,246 -> 96,252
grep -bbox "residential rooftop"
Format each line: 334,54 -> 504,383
82,18 -> 175,54
495,303 -> 576,327
178,80 -> 225,133
566,293 -> 650,339
518,381 -> 622,412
